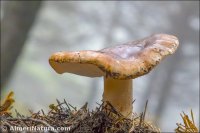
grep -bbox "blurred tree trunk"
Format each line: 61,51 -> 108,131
1,1 -> 42,89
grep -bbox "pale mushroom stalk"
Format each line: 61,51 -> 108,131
49,33 -> 179,118
103,77 -> 132,117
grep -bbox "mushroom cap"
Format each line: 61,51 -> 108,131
49,34 -> 179,79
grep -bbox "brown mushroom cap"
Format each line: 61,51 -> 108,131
49,34 -> 179,79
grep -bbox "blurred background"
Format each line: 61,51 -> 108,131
1,1 -> 199,132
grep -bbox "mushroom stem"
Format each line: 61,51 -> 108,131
103,77 -> 133,118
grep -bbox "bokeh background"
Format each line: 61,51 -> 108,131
1,1 -> 199,132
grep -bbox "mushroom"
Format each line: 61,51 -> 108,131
49,34 -> 179,118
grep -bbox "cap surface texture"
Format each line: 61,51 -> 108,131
49,34 -> 179,79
